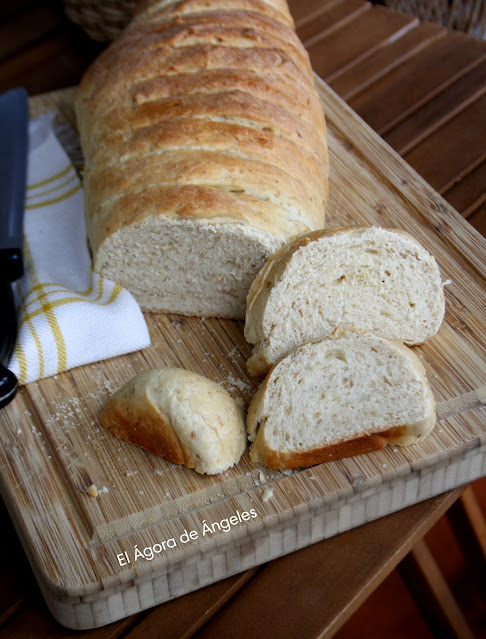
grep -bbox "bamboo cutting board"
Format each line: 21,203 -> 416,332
0,81 -> 485,630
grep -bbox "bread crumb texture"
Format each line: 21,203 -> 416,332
100,368 -> 247,475
247,331 -> 436,469
245,226 -> 445,376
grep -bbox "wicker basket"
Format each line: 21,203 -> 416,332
64,0 -> 486,41
383,0 -> 486,37
63,0 -> 138,42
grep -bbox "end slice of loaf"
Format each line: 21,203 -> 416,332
100,368 -> 246,474
75,0 -> 328,319
247,331 -> 436,469
245,226 -> 445,376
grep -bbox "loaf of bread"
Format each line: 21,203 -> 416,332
75,0 -> 328,318
245,226 -> 445,376
247,331 -> 436,469
100,368 -> 246,474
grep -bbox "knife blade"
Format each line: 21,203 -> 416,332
0,87 -> 29,408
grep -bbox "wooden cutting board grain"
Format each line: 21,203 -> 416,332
0,81 -> 484,629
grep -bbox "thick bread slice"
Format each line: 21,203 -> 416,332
75,0 -> 328,318
245,226 -> 445,376
247,331 -> 436,469
100,368 -> 246,474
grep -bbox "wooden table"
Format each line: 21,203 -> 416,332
0,1 -> 485,637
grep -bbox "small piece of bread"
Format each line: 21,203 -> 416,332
247,331 -> 436,469
100,368 -> 246,475
245,226 -> 445,376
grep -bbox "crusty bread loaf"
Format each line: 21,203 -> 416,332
247,331 -> 436,469
100,368 -> 246,474
245,226 -> 445,376
75,0 -> 328,318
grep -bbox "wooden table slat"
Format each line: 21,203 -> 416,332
0,0 -> 40,24
0,604 -> 137,639
402,91 -> 486,194
290,0 -> 347,27
307,5 -> 417,81
0,1 -> 65,63
0,29 -> 103,95
442,157 -> 486,217
297,0 -> 370,47
193,490 -> 464,639
384,58 -> 486,155
122,569 -> 261,639
467,201 -> 486,237
348,30 -> 486,135
330,20 -> 445,100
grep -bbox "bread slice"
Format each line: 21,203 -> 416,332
100,368 -> 246,474
247,331 -> 436,469
245,226 -> 445,376
75,0 -> 328,318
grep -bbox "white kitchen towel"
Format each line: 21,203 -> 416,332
8,113 -> 151,385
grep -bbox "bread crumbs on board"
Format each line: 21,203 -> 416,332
262,487 -> 274,502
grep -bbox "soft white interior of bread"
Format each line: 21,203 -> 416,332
258,228 -> 444,365
96,217 -> 281,317
251,334 -> 433,452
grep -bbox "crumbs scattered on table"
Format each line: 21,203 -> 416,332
87,484 -> 98,498
87,484 -> 109,497
262,487 -> 273,502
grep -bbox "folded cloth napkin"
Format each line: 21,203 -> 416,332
8,113 -> 151,385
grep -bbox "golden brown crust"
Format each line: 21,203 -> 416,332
246,331 -> 436,469
100,368 -> 247,473
100,382 -> 188,465
249,420 -> 436,469
250,432 -> 389,469
75,0 -> 328,271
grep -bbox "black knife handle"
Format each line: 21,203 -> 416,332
0,260 -> 20,408
0,270 -> 17,364
0,87 -> 28,255
0,363 -> 18,409
0,87 -> 28,408
0,271 -> 19,407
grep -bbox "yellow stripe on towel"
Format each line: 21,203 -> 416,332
19,267 -> 96,313
18,278 -> 123,325
25,183 -> 81,210
27,318 -> 44,379
14,341 -> 28,386
24,240 -> 67,374
26,173 -> 78,201
27,164 -> 72,190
